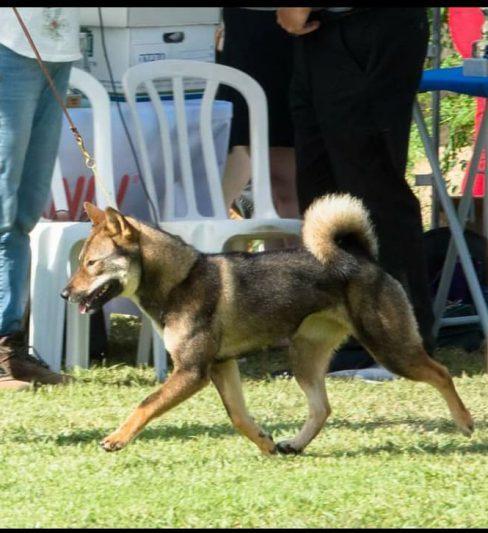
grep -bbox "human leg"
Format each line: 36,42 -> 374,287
289,36 -> 337,214
0,45 -> 72,386
0,45 -> 40,336
222,145 -> 251,211
16,61 -> 72,234
294,9 -> 434,351
269,146 -> 299,219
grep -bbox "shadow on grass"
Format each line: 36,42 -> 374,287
327,416 -> 487,435
48,421 -> 301,446
11,416 -> 488,454
305,439 -> 488,459
51,423 -> 238,446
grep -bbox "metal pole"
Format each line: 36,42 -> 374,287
430,7 -> 442,229
414,101 -> 488,370
432,108 -> 488,335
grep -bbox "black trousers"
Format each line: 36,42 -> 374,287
290,8 -> 435,351
217,8 -> 294,148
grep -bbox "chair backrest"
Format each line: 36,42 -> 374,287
122,59 -> 278,221
51,67 -> 116,213
50,158 -> 68,211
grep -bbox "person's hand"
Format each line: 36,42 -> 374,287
276,8 -> 320,36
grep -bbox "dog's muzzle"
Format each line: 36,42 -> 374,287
60,279 -> 123,314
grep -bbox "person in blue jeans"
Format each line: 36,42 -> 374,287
0,8 -> 81,389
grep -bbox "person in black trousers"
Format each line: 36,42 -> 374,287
218,7 -> 299,220
277,7 -> 435,355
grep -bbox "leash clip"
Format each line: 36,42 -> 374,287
72,127 -> 96,170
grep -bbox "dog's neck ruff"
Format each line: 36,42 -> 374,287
133,221 -> 200,320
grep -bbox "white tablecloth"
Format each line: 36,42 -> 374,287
52,98 -> 233,221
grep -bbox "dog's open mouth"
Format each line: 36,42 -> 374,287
78,279 -> 123,314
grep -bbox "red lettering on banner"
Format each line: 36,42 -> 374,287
43,203 -> 56,220
116,174 -> 130,208
64,176 -> 86,220
44,174 -> 135,220
85,176 -> 96,206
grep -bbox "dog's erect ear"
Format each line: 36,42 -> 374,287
105,207 -> 138,241
84,202 -> 105,226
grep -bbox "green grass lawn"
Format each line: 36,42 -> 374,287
1,316 -> 488,528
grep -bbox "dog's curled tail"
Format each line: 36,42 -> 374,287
302,194 -> 378,266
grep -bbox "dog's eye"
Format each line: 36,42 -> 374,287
87,259 -> 98,267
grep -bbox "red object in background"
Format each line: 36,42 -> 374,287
42,174 -> 133,221
448,7 -> 485,197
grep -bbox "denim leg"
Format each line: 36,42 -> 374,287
16,62 -> 72,233
0,229 -> 30,335
0,48 -> 39,233
0,44 -> 72,335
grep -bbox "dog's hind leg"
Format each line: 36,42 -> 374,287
361,339 -> 473,437
402,354 -> 474,437
211,359 -> 277,455
364,342 -> 473,437
350,276 -> 474,437
276,323 -> 348,455
101,365 -> 210,452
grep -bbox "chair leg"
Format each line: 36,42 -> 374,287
152,328 -> 167,382
29,286 -> 66,372
29,223 -> 92,372
136,314 -> 152,366
64,239 -> 91,370
65,302 -> 90,369
137,313 -> 167,380
29,227 -> 69,372
429,104 -> 488,336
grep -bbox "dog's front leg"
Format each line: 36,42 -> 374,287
211,359 -> 277,455
101,365 -> 210,452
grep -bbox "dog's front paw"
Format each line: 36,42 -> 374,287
459,418 -> 475,438
100,432 -> 129,452
276,440 -> 302,455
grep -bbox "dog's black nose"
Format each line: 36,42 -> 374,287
60,288 -> 70,300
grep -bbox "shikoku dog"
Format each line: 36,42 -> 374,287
62,195 -> 474,455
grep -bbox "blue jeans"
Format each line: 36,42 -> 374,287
0,44 -> 72,336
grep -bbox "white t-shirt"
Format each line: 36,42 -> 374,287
0,7 -> 81,62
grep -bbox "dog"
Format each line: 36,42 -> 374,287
61,195 -> 474,455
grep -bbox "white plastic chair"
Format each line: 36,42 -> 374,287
29,67 -> 116,372
122,60 -> 303,380
49,159 -> 69,213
